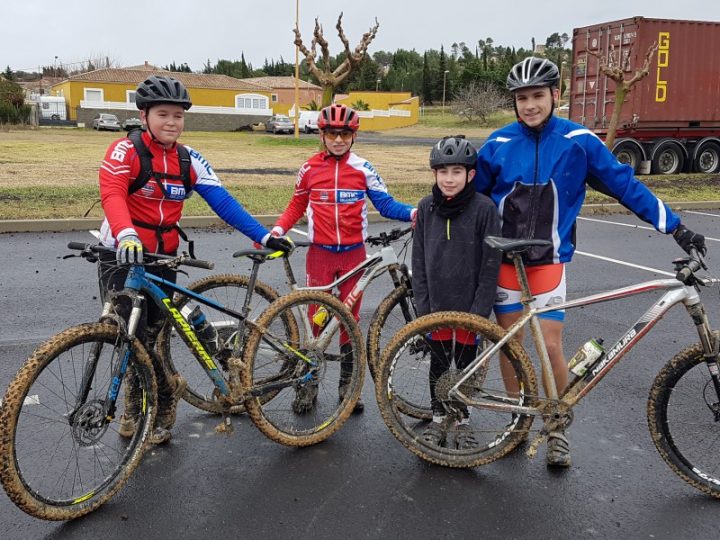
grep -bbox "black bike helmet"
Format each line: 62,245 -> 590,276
135,75 -> 192,111
506,57 -> 560,92
429,136 -> 477,170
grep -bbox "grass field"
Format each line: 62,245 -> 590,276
0,118 -> 717,220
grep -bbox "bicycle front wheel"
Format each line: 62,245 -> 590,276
375,311 -> 537,468
367,283 -> 417,382
241,290 -> 365,447
0,323 -> 156,520
648,334 -> 720,498
158,273 -> 293,414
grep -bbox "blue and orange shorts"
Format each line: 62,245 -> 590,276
494,263 -> 566,322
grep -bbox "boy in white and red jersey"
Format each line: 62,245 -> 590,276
272,103 -> 416,413
99,75 -> 292,444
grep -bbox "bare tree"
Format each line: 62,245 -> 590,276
294,13 -> 379,107
451,81 -> 509,124
588,43 -> 658,148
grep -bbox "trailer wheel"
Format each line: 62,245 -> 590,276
651,141 -> 685,175
612,141 -> 642,173
693,141 -> 720,174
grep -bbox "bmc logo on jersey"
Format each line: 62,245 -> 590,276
110,140 -> 134,162
167,185 -> 186,200
337,190 -> 363,204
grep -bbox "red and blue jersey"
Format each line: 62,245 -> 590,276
274,150 -> 414,249
99,131 -> 268,253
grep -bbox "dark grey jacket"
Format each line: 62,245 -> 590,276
412,192 -> 501,318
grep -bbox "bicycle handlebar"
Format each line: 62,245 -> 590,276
675,248 -> 707,285
67,242 -> 215,270
366,226 -> 413,247
233,239 -> 311,260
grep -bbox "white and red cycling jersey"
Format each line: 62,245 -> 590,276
99,130 -> 267,254
273,150 -> 415,250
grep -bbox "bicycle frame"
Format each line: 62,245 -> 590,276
285,245 -> 406,313
102,265 -> 249,398
450,261 -> 719,418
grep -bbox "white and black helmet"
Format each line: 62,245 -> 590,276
429,136 -> 477,170
507,57 -> 560,92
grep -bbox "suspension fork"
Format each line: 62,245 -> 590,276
70,299 -> 144,424
389,264 -> 416,324
687,301 -> 720,401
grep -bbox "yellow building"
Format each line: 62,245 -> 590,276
52,66 -> 274,131
335,92 -> 419,131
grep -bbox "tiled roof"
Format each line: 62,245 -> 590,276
242,76 -> 321,90
66,69 -> 272,91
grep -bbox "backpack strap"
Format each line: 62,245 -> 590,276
127,129 -> 193,198
127,129 -> 154,195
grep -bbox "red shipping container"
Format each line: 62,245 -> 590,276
570,17 -> 720,132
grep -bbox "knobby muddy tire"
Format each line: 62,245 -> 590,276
0,323 -> 156,520
241,290 -> 365,447
366,284 -> 416,383
647,333 -> 720,498
375,311 -> 537,468
158,273 -> 296,414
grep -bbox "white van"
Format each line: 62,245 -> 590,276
38,96 -> 67,120
298,111 -> 320,134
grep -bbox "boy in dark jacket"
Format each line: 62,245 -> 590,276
412,136 -> 501,449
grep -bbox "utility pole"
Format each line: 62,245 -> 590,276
442,70 -> 449,116
293,0 -> 300,139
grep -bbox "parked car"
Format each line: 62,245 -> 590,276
265,115 -> 294,134
557,103 -> 570,113
122,117 -> 143,131
92,113 -> 121,132
299,111 -> 320,134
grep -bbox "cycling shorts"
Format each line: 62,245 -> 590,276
494,263 -> 566,322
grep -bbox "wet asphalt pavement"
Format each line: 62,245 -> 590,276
1,213 -> 720,538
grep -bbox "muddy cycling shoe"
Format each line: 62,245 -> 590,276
454,424 -> 480,450
422,421 -> 446,447
118,413 -> 137,438
546,430 -> 572,467
337,343 -> 363,413
292,382 -> 319,414
338,384 -> 364,413
118,419 -> 172,445
155,374 -> 188,430
148,427 -> 172,445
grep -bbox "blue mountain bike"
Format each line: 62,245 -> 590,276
0,243 -> 364,520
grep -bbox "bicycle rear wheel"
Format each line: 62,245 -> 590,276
0,323 -> 156,520
158,274 -> 294,414
241,290 -> 365,447
648,334 -> 720,498
375,311 -> 537,468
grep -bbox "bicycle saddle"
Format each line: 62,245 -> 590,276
484,236 -> 553,253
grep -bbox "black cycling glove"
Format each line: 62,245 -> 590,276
265,235 -> 294,253
673,224 -> 707,256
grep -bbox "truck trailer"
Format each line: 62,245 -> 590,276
570,17 -> 720,174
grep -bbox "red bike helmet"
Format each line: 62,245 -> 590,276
317,104 -> 360,132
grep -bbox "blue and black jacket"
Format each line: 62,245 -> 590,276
475,116 -> 681,265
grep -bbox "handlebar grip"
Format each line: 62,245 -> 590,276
68,241 -> 92,251
181,257 -> 215,270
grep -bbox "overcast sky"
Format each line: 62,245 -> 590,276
4,1 -> 720,73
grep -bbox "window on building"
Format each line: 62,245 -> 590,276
84,88 -> 104,102
127,90 -> 136,103
235,94 -> 269,109
271,94 -> 278,103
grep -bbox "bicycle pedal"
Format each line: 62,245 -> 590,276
215,415 -> 234,435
